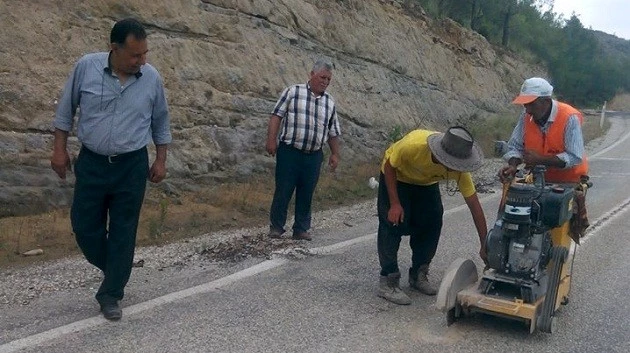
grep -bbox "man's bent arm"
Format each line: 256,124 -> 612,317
464,192 -> 488,248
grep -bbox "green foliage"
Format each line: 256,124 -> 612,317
409,0 -> 630,107
387,125 -> 406,143
465,112 -> 519,156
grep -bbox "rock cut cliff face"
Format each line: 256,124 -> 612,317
0,0 -> 541,216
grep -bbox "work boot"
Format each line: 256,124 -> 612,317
377,272 -> 411,305
292,232 -> 312,241
409,265 -> 437,296
268,228 -> 283,239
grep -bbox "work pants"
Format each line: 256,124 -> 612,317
377,173 -> 443,276
269,143 -> 323,235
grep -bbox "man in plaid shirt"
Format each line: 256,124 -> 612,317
265,58 -> 342,241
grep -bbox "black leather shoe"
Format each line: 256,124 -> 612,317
100,302 -> 122,321
292,232 -> 312,241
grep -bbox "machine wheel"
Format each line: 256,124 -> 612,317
537,246 -> 568,333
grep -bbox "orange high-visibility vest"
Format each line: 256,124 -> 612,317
523,102 -> 589,183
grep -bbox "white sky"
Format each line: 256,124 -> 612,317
551,0 -> 630,40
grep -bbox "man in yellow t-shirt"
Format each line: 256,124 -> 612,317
377,126 -> 488,305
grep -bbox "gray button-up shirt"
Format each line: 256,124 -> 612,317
54,52 -> 172,156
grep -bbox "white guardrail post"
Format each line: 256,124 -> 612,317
600,101 -> 606,129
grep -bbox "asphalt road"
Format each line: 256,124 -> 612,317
2,114 -> 630,353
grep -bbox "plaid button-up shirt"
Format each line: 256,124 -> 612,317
272,83 -> 341,152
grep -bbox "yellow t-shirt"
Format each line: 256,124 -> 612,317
380,129 -> 476,198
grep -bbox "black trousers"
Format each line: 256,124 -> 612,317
71,146 -> 148,305
269,143 -> 323,235
377,173 -> 444,276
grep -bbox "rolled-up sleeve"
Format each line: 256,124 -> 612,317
503,112 -> 526,162
151,75 -> 172,145
54,61 -> 83,132
271,86 -> 292,117
556,115 -> 584,168
327,105 -> 341,137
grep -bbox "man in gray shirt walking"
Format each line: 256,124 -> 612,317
51,18 -> 172,320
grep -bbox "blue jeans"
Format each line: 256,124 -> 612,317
269,143 -> 323,235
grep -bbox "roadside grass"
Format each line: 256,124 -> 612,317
0,112 -> 609,268
0,159 -> 381,268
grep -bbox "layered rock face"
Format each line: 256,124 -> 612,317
0,0 -> 541,216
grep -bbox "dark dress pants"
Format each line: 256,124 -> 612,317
269,143 -> 323,235
377,173 -> 444,276
71,146 -> 148,305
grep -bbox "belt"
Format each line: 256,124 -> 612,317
283,143 -> 321,155
80,146 -> 146,164
300,149 -> 321,155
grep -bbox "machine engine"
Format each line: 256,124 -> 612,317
482,169 -> 574,303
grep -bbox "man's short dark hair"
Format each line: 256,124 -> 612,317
110,18 -> 147,46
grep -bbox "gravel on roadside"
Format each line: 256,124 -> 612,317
0,157 -> 508,307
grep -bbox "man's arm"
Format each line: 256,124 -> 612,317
149,144 -> 168,183
327,136 -> 340,171
265,114 -> 282,156
464,192 -> 488,263
51,61 -> 83,180
499,113 -> 526,181
51,128 -> 71,179
383,160 -> 403,225
556,115 -> 585,168
522,150 -> 566,168
503,112 -> 526,162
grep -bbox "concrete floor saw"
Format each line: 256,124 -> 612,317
436,166 -> 591,333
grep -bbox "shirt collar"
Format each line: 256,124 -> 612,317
527,99 -> 556,128
306,82 -> 323,98
104,51 -> 143,78
548,99 -> 558,123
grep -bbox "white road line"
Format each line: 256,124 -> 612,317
579,195 -> 630,245
1,194 -> 503,352
0,259 -> 287,353
11,191 -> 624,353
590,130 -> 630,159
589,157 -> 630,161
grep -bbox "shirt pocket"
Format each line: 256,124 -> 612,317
80,80 -> 118,113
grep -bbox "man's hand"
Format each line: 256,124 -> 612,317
149,160 -> 167,183
51,149 -> 71,179
387,203 -> 404,226
266,115 -> 282,156
328,154 -> 339,172
265,138 -> 278,156
498,165 -> 517,183
523,149 -> 544,166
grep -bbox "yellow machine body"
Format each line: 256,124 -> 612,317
454,223 -> 573,333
